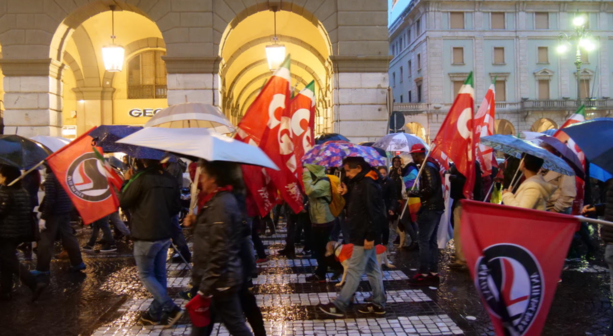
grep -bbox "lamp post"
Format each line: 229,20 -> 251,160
556,14 -> 596,106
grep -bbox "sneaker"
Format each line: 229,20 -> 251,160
428,273 -> 440,283
256,258 -> 269,264
139,312 -> 160,326
30,270 -> 50,277
358,303 -> 386,315
408,273 -> 432,286
318,303 -> 344,317
82,244 -> 94,252
69,262 -> 87,272
100,244 -> 117,253
31,281 -> 47,302
306,274 -> 326,283
161,306 -> 183,328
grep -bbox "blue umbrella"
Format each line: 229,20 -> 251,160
563,118 -> 613,176
358,141 -> 387,158
315,133 -> 349,144
590,163 -> 612,182
90,125 -> 173,161
480,134 -> 575,176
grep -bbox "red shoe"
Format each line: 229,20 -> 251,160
408,273 -> 432,286
256,258 -> 269,264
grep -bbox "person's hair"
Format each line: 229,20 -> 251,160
0,165 -> 22,188
392,156 -> 402,165
142,159 -> 161,169
343,157 -> 370,171
378,166 -> 388,173
198,160 -> 245,195
522,154 -> 544,173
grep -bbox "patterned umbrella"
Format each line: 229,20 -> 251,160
373,133 -> 427,153
301,141 -> 386,168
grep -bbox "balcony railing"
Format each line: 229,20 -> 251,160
394,99 -> 613,113
128,85 -> 167,99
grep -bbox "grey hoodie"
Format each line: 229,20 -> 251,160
501,175 -> 557,210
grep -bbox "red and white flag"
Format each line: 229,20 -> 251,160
475,82 -> 498,177
289,81 -> 316,183
46,127 -> 119,224
431,72 -> 476,199
461,200 -> 579,336
235,56 -> 304,216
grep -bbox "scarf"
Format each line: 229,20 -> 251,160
198,185 -> 233,209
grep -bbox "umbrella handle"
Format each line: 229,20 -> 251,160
508,157 -> 525,190
8,160 -> 45,187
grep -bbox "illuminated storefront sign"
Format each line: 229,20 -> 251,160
129,108 -> 163,118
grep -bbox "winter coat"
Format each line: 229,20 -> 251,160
380,176 -> 398,214
344,169 -> 385,246
408,161 -> 444,211
302,164 -> 335,225
501,175 -> 557,210
542,170 -> 576,213
389,166 -> 404,200
40,171 -> 73,219
119,168 -> 180,241
192,191 -> 244,295
448,161 -> 484,201
595,179 -> 613,243
0,186 -> 33,240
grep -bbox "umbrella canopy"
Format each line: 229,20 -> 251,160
90,125 -> 173,160
144,103 -> 235,134
117,128 -> 278,170
0,135 -> 52,169
480,134 -> 574,176
563,118 -> 613,175
315,133 -> 349,145
358,141 -> 387,157
302,141 -> 386,168
29,136 -> 70,152
537,136 -> 585,180
372,133 -> 427,153
591,163 -> 612,182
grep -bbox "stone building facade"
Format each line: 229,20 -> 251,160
0,0 -> 391,143
388,0 -> 613,142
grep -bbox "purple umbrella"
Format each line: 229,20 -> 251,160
301,141 -> 386,168
537,135 -> 585,180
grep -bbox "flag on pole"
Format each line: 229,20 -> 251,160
461,200 -> 579,336
554,105 -> 586,215
475,82 -> 498,177
289,81 -> 316,187
46,127 -> 119,224
92,147 -> 124,190
431,72 -> 476,199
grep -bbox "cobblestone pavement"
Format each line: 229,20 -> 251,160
0,222 -> 611,336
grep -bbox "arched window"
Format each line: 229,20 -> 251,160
405,122 -> 427,141
495,119 -> 515,135
128,51 -> 167,99
530,118 -> 557,133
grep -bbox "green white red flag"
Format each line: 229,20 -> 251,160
475,82 -> 498,177
431,72 -> 477,199
45,127 -> 119,224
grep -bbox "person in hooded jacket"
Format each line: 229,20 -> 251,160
377,166 -> 397,267
501,154 -> 556,210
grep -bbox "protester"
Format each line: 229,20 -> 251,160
501,154 -> 556,210
378,166 -> 397,267
120,159 -> 183,327
251,216 -> 269,263
83,215 -> 117,253
19,168 -> 41,259
389,156 -> 404,200
34,166 -> 86,276
318,157 -> 386,316
540,144 -> 576,214
448,161 -> 483,271
185,160 -> 255,336
278,196 -> 309,259
0,165 -> 46,301
303,164 -> 337,283
165,160 -> 192,264
407,144 -> 445,285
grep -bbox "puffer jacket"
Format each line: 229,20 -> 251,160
408,160 -> 444,211
192,191 -> 244,296
302,164 -> 335,225
344,169 -> 386,246
501,175 -> 557,210
40,171 -> 73,219
0,186 -> 33,240
595,178 -> 613,243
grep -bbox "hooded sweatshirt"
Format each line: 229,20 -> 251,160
501,175 -> 557,210
302,164 -> 335,225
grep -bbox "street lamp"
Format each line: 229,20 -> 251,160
101,6 -> 125,72
265,6 -> 286,71
557,14 -> 597,106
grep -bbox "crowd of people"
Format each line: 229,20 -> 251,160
0,134 -> 610,335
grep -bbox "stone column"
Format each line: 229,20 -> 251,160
163,57 -> 221,107
0,59 -> 63,136
330,56 -> 391,143
73,87 -> 115,136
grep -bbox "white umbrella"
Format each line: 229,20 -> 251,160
117,128 -> 278,170
145,103 -> 235,134
29,135 -> 71,152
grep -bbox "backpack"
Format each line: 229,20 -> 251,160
315,175 -> 346,217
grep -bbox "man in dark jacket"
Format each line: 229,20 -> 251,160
378,166 -> 398,267
164,161 -> 191,263
407,144 -> 444,285
34,168 -> 85,275
120,159 -> 182,327
318,157 -> 387,317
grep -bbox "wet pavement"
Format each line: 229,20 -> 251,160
0,221 -> 611,336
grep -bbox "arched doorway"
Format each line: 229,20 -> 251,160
404,122 -> 427,142
495,119 -> 515,135
218,7 -> 333,135
531,118 -> 557,133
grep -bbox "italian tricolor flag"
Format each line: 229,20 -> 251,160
555,105 -> 586,215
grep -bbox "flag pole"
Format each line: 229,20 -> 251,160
8,159 -> 46,187
398,144 -> 433,220
483,182 -> 495,202
508,157 -> 524,190
575,216 -> 613,228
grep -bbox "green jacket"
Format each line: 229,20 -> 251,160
302,164 -> 336,224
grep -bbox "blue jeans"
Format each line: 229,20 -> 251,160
417,210 -> 444,274
333,246 -> 386,311
133,239 -> 176,319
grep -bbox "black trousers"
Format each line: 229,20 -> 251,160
0,239 -> 37,294
251,217 -> 267,260
191,286 -> 258,336
285,211 -> 309,255
312,223 -> 333,278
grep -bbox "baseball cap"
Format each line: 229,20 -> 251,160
409,144 -> 427,154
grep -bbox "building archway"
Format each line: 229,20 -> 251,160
495,119 -> 515,135
531,118 -> 557,133
404,122 -> 427,142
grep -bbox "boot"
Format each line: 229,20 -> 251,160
383,251 -> 396,269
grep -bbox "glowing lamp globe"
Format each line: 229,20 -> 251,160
102,44 -> 125,72
266,44 -> 286,71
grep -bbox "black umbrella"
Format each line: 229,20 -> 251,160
358,141 -> 387,158
0,135 -> 52,169
315,133 -> 350,145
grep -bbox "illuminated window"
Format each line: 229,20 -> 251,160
128,50 -> 167,99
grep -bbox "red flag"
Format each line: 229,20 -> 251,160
289,81 -> 316,185
475,83 -> 498,177
46,127 -> 119,224
431,72 -> 476,199
235,56 -> 303,216
460,200 -> 579,336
